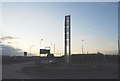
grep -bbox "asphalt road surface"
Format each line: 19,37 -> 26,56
2,62 -> 118,79
2,62 -> 37,79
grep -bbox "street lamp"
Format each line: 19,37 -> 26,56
30,45 -> 34,56
51,43 -> 55,55
82,40 -> 84,54
40,39 -> 43,49
53,44 -> 55,55
118,40 -> 120,54
40,39 -> 43,57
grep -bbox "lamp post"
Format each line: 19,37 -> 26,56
53,44 -> 55,55
30,46 -> 31,56
30,45 -> 34,56
118,40 -> 120,54
51,43 -> 55,55
82,40 -> 84,54
40,39 -> 43,49
50,43 -> 53,54
40,39 -> 43,56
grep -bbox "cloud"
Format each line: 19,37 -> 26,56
0,36 -> 16,41
1,44 -> 23,56
0,44 -> 36,56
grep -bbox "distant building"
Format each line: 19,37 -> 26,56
24,52 -> 27,56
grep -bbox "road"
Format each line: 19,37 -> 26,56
2,62 -> 37,79
2,62 -> 118,79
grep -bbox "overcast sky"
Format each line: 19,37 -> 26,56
1,2 -> 118,56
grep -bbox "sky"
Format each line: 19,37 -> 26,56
1,0 -> 120,2
1,2 -> 118,56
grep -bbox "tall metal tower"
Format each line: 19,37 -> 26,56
64,15 -> 71,65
